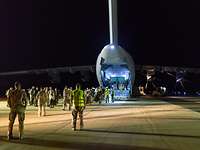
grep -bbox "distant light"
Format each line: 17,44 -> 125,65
176,78 -> 182,82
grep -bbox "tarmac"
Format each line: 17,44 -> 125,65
0,96 -> 200,150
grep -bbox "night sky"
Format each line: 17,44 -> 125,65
1,0 -> 200,72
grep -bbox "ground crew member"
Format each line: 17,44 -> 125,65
105,87 -> 110,103
63,86 -> 72,111
71,83 -> 85,131
7,82 -> 27,140
36,88 -> 48,117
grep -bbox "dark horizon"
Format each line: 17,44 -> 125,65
1,0 -> 200,72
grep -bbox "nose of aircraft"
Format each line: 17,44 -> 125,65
96,44 -> 135,97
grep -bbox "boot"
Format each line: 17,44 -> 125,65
80,120 -> 84,130
80,125 -> 84,130
7,126 -> 13,141
72,121 -> 76,131
19,132 -> 23,140
19,123 -> 24,140
72,127 -> 76,131
7,132 -> 13,141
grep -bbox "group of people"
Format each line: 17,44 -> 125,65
5,81 -> 116,141
93,87 -> 115,104
28,86 -> 59,108
6,82 -> 87,141
63,86 -> 115,107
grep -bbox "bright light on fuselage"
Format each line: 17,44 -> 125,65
110,45 -> 115,49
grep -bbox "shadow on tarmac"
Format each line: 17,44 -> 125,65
82,129 -> 200,139
159,97 -> 200,113
0,136 -> 168,150
45,112 -> 69,117
1,108 -> 199,129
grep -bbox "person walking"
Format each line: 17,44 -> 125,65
36,88 -> 48,117
71,83 -> 85,131
7,82 -> 28,140
63,86 -> 72,111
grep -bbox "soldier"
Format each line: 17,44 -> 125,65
87,89 -> 93,105
7,82 -> 27,140
111,88 -> 115,103
28,86 -> 36,106
48,87 -> 55,108
63,86 -> 72,111
71,83 -> 85,131
34,87 -> 39,107
84,88 -> 90,104
100,87 -> 105,104
94,87 -> 103,104
6,87 -> 13,98
54,88 -> 59,105
36,88 -> 48,117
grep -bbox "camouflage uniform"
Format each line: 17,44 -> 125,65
36,89 -> 48,117
48,88 -> 55,108
7,87 -> 27,140
54,88 -> 59,105
85,89 -> 93,104
34,87 -> 39,107
71,85 -> 85,131
6,87 -> 13,98
63,87 -> 72,111
28,87 -> 36,105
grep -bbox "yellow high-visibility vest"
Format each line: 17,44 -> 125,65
72,89 -> 85,107
105,88 -> 110,96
